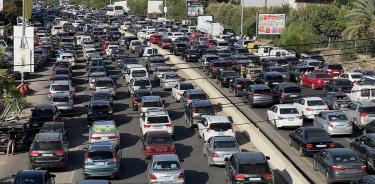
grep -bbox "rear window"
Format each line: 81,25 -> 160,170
148,116 -> 169,124
92,105 -> 109,111
180,83 -> 194,90
134,80 -> 150,86
51,85 -> 70,91
93,124 -> 116,133
34,141 -> 62,150
360,107 -> 375,114
270,67 -> 287,72
279,108 -> 299,114
239,163 -> 271,174
52,96 -> 69,102
328,114 -> 348,121
307,100 -> 325,106
152,161 -> 181,171
283,87 -> 301,93
305,131 -> 330,140
213,141 -> 237,149
148,135 -> 172,144
88,151 -> 113,160
266,75 -> 283,82
333,154 -> 359,163
209,123 -> 231,131
254,88 -> 271,94
96,80 -> 113,88
194,106 -> 213,114
190,93 -> 207,100
143,101 -> 161,107
132,70 -> 147,77
33,109 -> 54,116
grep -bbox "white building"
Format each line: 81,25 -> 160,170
242,0 -> 333,9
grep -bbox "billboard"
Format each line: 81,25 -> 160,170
187,1 -> 204,17
13,26 -> 34,73
257,13 -> 286,35
147,0 -> 163,14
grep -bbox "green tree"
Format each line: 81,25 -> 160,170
343,0 -> 375,39
164,0 -> 186,21
1,0 -> 22,24
277,23 -> 318,54
127,0 -> 147,15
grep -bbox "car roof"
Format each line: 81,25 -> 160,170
34,104 -> 54,109
152,154 -> 179,161
205,115 -> 230,123
42,121 -> 65,128
91,100 -> 110,106
35,132 -> 62,141
300,126 -> 325,132
235,152 -> 267,164
274,104 -> 298,108
263,71 -> 283,76
191,99 -> 212,107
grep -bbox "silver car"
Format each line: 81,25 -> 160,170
314,110 -> 353,135
89,71 -> 107,89
154,66 -> 174,81
94,77 -> 117,99
148,154 -> 185,184
160,72 -> 181,90
346,101 -> 375,129
48,80 -> 75,100
50,92 -> 74,112
203,136 -> 240,166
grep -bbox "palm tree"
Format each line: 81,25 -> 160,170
343,0 -> 375,39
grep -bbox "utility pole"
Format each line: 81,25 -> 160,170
240,0 -> 244,37
21,0 -> 26,84
164,0 -> 167,18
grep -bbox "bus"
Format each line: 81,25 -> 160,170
106,5 -> 124,16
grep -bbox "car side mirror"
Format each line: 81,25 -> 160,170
265,156 -> 270,160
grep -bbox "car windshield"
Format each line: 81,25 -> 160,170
134,80 -> 150,86
96,80 -> 113,88
148,135 -> 172,144
315,73 -> 329,78
307,100 -> 325,106
213,140 -> 237,149
239,163 -> 271,174
223,72 -> 237,77
209,123 -> 231,131
180,83 -> 194,90
94,93 -> 110,100
132,70 -> 147,77
333,154 -> 359,163
88,151 -> 113,160
51,85 -> 70,91
280,108 -> 299,114
328,114 -> 348,121
284,87 -> 301,93
52,96 -> 69,102
32,109 -> 53,116
152,161 -> 181,171
351,74 -> 363,79
191,93 -> 207,100
158,68 -> 173,73
14,177 -> 43,184
34,141 -> 62,150
306,131 -> 330,140
93,124 -> 116,133
92,105 -> 109,111
165,74 -> 179,79
148,116 -> 169,124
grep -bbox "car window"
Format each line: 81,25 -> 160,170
239,163 -> 271,174
306,131 -> 330,140
209,123 -> 231,131
279,108 -> 298,114
88,151 -> 113,160
147,116 -> 169,124
213,141 -> 237,149
307,100 -> 325,106
93,124 -> 116,133
152,161 -> 181,171
328,114 -> 348,121
34,141 -> 62,150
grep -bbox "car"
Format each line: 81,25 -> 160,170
323,78 -> 353,93
49,92 -> 74,112
13,170 -> 56,184
171,82 -> 195,102
48,80 -> 75,100
153,66 -> 174,81
264,66 -> 290,81
123,64 -> 148,84
228,77 -> 250,96
346,101 -> 375,129
91,89 -> 114,107
141,131 -> 176,159
180,88 -> 208,108
225,152 -> 274,184
170,42 -> 187,56
203,136 -> 240,166
94,77 -> 117,99
320,63 -> 344,78
197,115 -> 234,142
0,123 -> 34,153
53,68 -> 72,79
136,95 -> 165,113
83,141 -> 121,179
160,72 -> 181,90
271,82 -> 301,104
324,92 -> 352,110
350,133 -> 375,171
313,148 -> 367,184
266,104 -> 303,129
145,55 -> 166,73
313,110 -> 353,135
40,121 -> 69,142
294,97 -> 329,119
300,71 -> 331,89
30,104 -> 61,123
158,38 -> 172,49
288,127 -> 335,156
243,84 -> 273,107
29,132 -> 68,169
127,77 -> 152,97
140,109 -> 174,136
337,72 -> 364,83
217,70 -> 239,87
208,60 -> 234,79
89,120 -> 120,146
184,99 -> 215,128
257,72 -> 284,88
181,48 -> 199,62
147,154 -> 185,184
86,100 -> 113,122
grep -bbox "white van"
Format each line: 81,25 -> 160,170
123,64 -> 148,84
347,85 -> 375,102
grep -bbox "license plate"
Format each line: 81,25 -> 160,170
218,132 -> 225,135
42,154 -> 53,157
153,125 -> 163,129
191,55 -> 196,57
95,162 -> 105,166
288,117 -> 294,121
162,176 -> 173,181
249,178 -> 261,181
316,145 -> 327,148
290,95 -> 298,97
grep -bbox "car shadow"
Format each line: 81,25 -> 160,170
173,125 -> 195,142
120,132 -> 140,148
74,94 -> 91,104
168,110 -> 184,121
184,170 -> 209,184
121,157 -> 147,179
175,143 -> 193,160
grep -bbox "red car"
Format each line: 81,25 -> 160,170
141,131 -> 176,159
159,38 -> 172,49
300,71 -> 332,89
320,63 -> 344,78
149,34 -> 162,44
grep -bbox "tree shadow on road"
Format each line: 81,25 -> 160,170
120,133 -> 140,148
175,143 -> 193,160
121,157 -> 147,179
184,170 -> 209,184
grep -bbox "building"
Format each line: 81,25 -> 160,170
242,0 -> 333,9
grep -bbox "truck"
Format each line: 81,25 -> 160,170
113,1 -> 129,13
197,16 -> 224,36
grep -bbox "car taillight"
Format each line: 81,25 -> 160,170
263,173 -> 273,180
144,124 -> 151,128
211,152 -> 220,157
253,93 -> 262,96
30,150 -> 40,156
55,150 -> 64,156
178,172 -> 185,179
164,124 -> 172,127
327,69 -> 332,73
330,165 -> 345,170
357,165 -> 367,170
232,174 -> 246,181
360,113 -> 369,117
149,173 -> 157,180
108,135 -> 119,139
306,143 -> 313,149
90,136 -> 100,140
329,143 -> 336,148
306,108 -> 315,111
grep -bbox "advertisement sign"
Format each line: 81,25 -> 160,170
257,13 -> 286,35
147,0 -> 163,14
13,26 -> 34,73
187,1 -> 204,17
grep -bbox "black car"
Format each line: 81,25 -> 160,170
271,82 -> 301,104
350,133 -> 375,170
181,49 -> 199,62
30,104 -> 61,124
86,100 -> 113,122
208,60 -> 234,78
258,72 -> 284,88
225,152 -> 274,184
323,78 -> 353,93
228,77 -> 250,96
324,92 -> 351,110
13,170 -> 56,184
170,42 -> 187,56
217,70 -> 239,87
288,127 -> 335,156
0,123 -> 34,153
184,100 -> 215,128
29,132 -> 68,169
40,121 -> 69,142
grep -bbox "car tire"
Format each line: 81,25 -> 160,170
313,159 -> 319,171
299,146 -> 305,156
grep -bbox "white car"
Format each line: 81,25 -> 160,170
105,45 -> 119,56
293,97 -> 329,119
266,104 -> 303,129
197,115 -> 235,142
89,120 -> 120,146
140,109 -> 174,136
336,72 -> 364,83
171,83 -> 195,101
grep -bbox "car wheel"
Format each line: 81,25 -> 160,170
313,159 -> 319,171
299,146 -> 305,156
